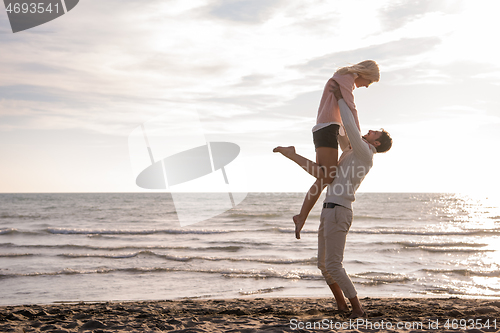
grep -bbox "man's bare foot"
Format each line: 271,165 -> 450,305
337,304 -> 349,312
348,310 -> 367,319
293,214 -> 305,239
273,146 -> 296,159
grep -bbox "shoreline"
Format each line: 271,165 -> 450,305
1,297 -> 499,332
4,293 -> 500,307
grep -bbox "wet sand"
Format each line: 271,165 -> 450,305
1,297 -> 499,332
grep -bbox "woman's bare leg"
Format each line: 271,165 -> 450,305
292,179 -> 324,238
273,146 -> 338,239
272,146 -> 324,178
293,147 -> 337,238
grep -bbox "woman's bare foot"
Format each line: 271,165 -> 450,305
272,146 -> 296,159
293,214 -> 305,239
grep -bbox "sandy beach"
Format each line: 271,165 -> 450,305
1,297 -> 499,332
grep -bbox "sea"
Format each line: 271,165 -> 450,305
1,192 -> 500,306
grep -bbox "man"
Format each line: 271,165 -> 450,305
274,81 -> 392,318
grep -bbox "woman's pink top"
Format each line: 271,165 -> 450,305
314,72 -> 360,131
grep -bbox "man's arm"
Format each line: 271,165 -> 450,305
332,75 -> 361,131
338,125 -> 351,152
330,82 -> 373,161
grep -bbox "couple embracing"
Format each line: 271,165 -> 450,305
274,60 -> 392,319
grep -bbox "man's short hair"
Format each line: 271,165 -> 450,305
376,129 -> 392,153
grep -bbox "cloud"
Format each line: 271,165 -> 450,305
127,53 -> 230,81
378,0 -> 463,31
201,93 -> 278,109
266,90 -> 322,118
292,37 -> 442,78
1,0 -> 498,193
0,83 -> 182,135
383,60 -> 498,86
205,0 -> 283,23
233,74 -> 273,87
0,85 -> 67,104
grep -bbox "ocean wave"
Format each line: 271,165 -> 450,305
0,267 -> 117,279
421,268 -> 500,277
46,228 -> 236,235
220,269 -> 321,280
353,215 -> 416,221
397,241 -> 488,248
420,284 -> 500,297
9,264 -> 494,286
353,215 -> 386,220
0,243 -> 245,252
273,228 -> 317,234
0,267 -> 324,281
391,241 -> 492,253
404,247 -> 493,253
227,212 -> 283,218
422,286 -> 469,296
57,250 -> 317,264
351,271 -> 412,285
0,229 -> 17,235
275,227 -> 500,236
0,213 -> 47,220
208,240 -> 273,247
59,252 -> 145,259
6,226 -> 499,237
205,246 -> 243,252
0,253 -> 38,257
239,286 -> 285,295
350,229 -> 500,236
0,229 -> 42,236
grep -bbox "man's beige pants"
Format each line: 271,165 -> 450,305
317,205 -> 357,299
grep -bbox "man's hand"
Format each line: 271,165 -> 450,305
329,80 -> 343,101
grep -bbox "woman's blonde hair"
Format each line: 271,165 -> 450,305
335,60 -> 380,83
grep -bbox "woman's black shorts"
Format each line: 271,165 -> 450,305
313,124 -> 339,149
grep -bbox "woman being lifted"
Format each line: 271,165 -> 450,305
273,60 -> 380,239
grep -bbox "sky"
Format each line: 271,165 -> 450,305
1,0 -> 500,195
